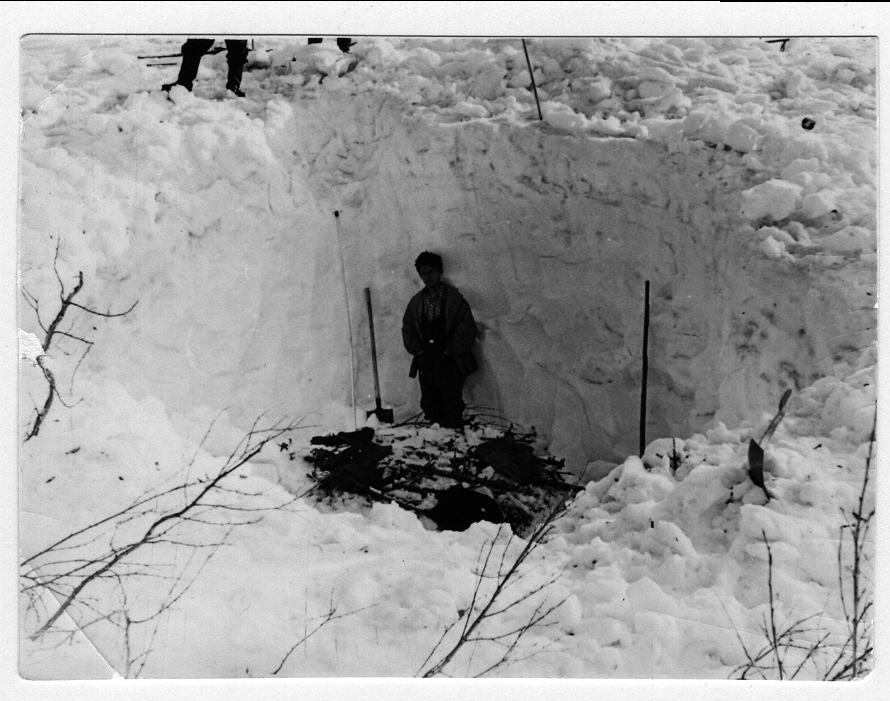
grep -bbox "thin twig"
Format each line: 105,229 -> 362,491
761,530 -> 785,680
67,299 -> 139,318
418,494 -> 569,677
22,252 -> 137,439
272,598 -> 376,675
27,419 -> 298,639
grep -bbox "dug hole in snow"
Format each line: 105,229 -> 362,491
17,35 -> 877,679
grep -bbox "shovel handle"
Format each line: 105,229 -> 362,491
760,388 -> 792,444
364,288 -> 382,401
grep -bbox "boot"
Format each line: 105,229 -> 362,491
166,38 -> 215,92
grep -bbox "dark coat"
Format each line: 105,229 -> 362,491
402,283 -> 478,379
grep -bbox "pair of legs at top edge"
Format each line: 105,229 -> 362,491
163,39 -> 249,97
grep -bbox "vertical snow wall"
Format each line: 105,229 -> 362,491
23,90 -> 873,473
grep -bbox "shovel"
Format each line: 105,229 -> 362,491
364,287 -> 394,424
747,389 -> 792,501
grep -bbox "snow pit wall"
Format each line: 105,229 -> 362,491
22,89 -> 872,473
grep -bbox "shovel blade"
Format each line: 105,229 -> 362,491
747,439 -> 772,500
367,406 -> 394,424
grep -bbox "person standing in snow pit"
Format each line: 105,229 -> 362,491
162,38 -> 249,97
402,252 -> 478,429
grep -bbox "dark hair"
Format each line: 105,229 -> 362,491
414,251 -> 443,273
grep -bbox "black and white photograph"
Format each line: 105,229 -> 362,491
7,3 -> 882,695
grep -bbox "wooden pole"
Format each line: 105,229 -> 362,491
334,211 -> 357,430
521,39 -> 543,121
364,287 -> 383,408
639,280 -> 650,457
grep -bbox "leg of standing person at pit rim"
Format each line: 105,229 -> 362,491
163,38 -> 248,97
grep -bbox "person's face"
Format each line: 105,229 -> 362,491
417,265 -> 442,289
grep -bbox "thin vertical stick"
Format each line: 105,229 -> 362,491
762,530 -> 785,680
364,288 -> 383,409
639,280 -> 650,457
850,416 -> 876,677
521,39 -> 543,121
334,211 -> 357,430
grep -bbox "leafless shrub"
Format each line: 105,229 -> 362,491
21,242 -> 138,441
823,419 -> 875,680
21,416 -> 301,677
417,498 -> 570,678
726,532 -> 827,680
271,593 -> 376,675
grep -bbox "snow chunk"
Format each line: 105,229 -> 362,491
506,68 -> 530,88
588,115 -> 624,135
559,593 -> 583,633
405,46 -> 442,69
800,191 -> 836,219
587,77 -> 612,102
724,120 -> 763,153
830,43 -> 858,58
638,117 -> 683,141
819,225 -> 875,254
739,179 -> 802,221
607,457 -> 674,504
683,109 -> 758,149
542,101 -> 588,130
682,110 -> 719,141
757,225 -> 796,246
781,68 -> 812,98
641,437 -> 685,472
759,235 -> 787,260
639,66 -> 675,84
650,520 -> 697,558
454,101 -> 490,119
780,158 -> 821,180
362,39 -> 402,69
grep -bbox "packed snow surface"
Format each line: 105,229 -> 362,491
18,35 -> 876,680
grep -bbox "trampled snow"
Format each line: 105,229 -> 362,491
17,35 -> 877,681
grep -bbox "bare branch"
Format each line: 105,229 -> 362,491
67,298 -> 139,318
20,286 -> 47,333
43,271 -> 84,350
25,418 -> 299,641
24,358 -> 57,441
272,599 -> 377,675
418,493 -> 571,677
761,531 -> 785,680
52,330 -> 94,346
21,243 -> 139,440
51,240 -> 64,295
69,344 -> 93,396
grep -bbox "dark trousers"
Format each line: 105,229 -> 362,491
176,39 -> 249,91
418,353 -> 466,428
